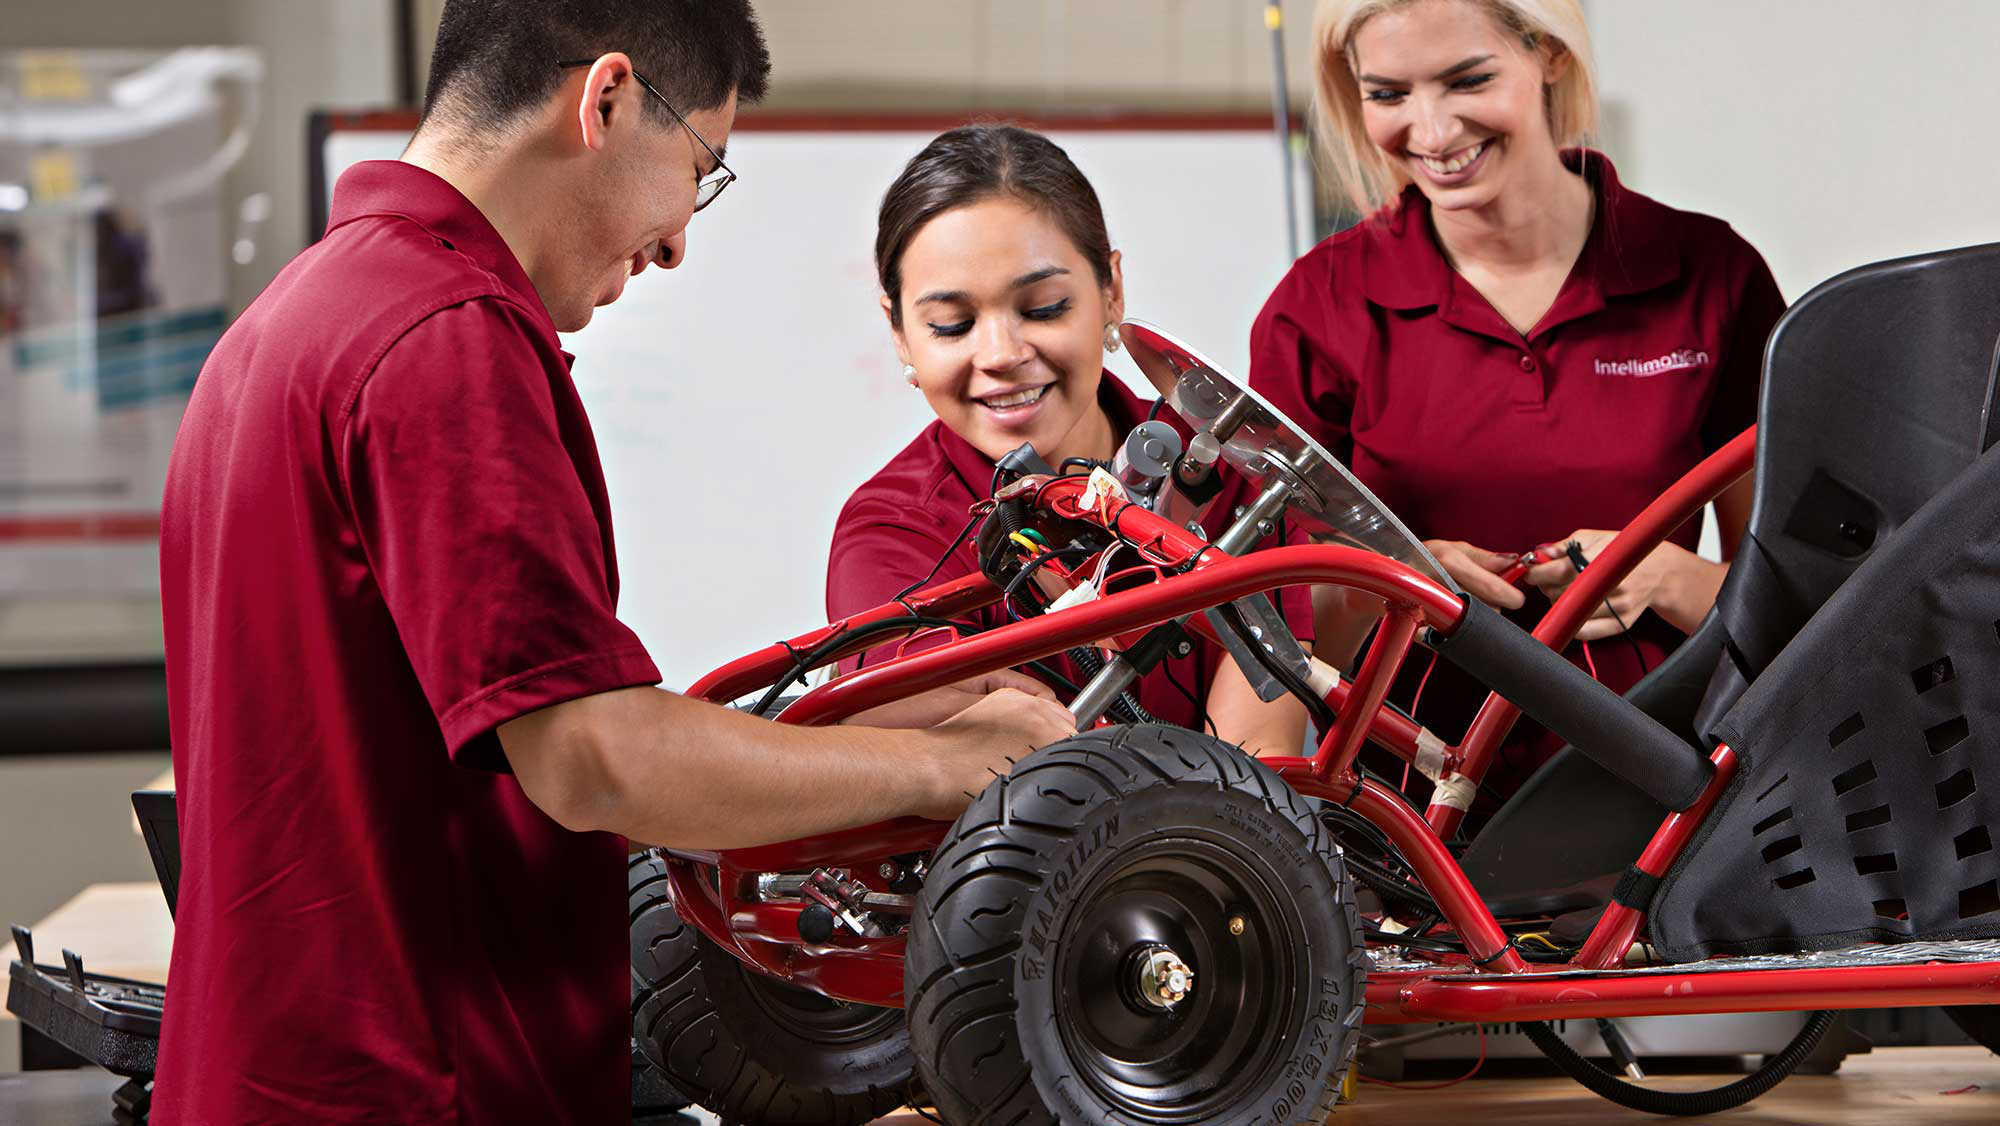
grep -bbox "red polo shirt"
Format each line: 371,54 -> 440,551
157,161 -> 659,1125
827,376 -> 1311,731
1250,151 -> 1783,796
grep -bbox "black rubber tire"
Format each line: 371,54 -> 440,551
1944,1005 -> 2000,1053
906,724 -> 1367,1125
628,852 -> 914,1125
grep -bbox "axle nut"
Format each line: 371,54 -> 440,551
1136,947 -> 1195,1009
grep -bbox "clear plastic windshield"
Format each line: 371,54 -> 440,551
1119,319 -> 1457,590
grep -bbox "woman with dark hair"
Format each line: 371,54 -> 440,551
826,124 -> 1310,755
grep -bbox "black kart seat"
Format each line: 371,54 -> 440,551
1465,241 -> 2000,915
1656,439 -> 2000,958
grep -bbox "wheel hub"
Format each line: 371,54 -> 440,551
1134,945 -> 1195,1009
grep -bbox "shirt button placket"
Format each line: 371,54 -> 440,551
1514,349 -> 1546,409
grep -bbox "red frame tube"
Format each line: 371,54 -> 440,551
1311,609 -> 1420,781
687,572 -> 998,703
666,428 -> 2000,1027
1575,744 -> 1740,969
1367,960 -> 2000,1024
774,544 -> 1462,727
1431,428 -> 1756,837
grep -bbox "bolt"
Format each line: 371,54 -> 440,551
1136,947 -> 1195,1009
1228,915 -> 1246,936
1174,640 -> 1193,658
878,862 -> 898,880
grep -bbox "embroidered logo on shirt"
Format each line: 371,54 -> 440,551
1593,348 -> 1711,378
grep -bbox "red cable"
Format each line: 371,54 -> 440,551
1580,639 -> 1599,680
1361,1023 -> 1488,1090
1400,651 -> 1440,793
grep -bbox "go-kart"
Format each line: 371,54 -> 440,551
629,245 -> 2000,1125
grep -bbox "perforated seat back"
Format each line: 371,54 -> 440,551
1694,241 -> 2000,729
1463,243 -> 2000,908
1654,440 -> 2000,959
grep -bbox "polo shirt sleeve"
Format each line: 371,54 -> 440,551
341,297 -> 660,766
1701,235 -> 1786,452
1250,258 -> 1357,464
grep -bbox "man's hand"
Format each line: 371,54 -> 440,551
843,668 -> 1058,729
917,688 -> 1077,821
1424,539 -> 1527,611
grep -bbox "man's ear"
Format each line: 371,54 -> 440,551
577,52 -> 640,153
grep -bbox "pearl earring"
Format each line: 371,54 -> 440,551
1103,322 -> 1122,354
903,363 -> 918,387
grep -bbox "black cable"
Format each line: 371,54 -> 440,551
749,615 -> 969,717
1361,926 -> 1465,954
1216,600 -> 1338,733
1023,660 -> 1083,697
1521,1010 -> 1835,1116
1161,655 -> 1216,738
1563,539 -> 1653,677
1001,548 -> 1086,619
892,512 -> 983,606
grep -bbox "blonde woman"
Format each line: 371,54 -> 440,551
1251,0 -> 1783,802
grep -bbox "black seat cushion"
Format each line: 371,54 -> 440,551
1652,443 -> 2000,960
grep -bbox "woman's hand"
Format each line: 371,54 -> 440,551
1524,530 -> 1727,639
1423,539 -> 1528,612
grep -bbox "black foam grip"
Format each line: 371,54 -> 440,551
1431,600 -> 1714,811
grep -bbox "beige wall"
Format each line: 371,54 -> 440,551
410,0 -> 1320,113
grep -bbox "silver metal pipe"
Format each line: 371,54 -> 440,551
1069,654 -> 1145,727
1072,458 -> 1306,726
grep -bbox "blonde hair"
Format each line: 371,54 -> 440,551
1311,0 -> 1599,214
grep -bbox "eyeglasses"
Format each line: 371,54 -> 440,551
556,59 -> 736,211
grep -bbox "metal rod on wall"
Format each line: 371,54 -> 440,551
1266,1 -> 1300,261
395,0 -> 419,107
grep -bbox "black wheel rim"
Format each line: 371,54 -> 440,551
1053,833 -> 1304,1122
739,965 -> 902,1045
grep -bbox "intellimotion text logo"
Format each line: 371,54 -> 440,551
1594,348 -> 1711,377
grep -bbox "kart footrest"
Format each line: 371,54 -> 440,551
6,925 -> 164,1081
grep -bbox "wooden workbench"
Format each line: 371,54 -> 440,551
5,885 -> 1995,1123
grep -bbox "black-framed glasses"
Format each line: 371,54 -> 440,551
556,59 -> 736,211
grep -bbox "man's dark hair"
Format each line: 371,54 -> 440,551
422,0 -> 770,133
876,125 -> 1114,328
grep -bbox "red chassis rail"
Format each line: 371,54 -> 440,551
667,429 -> 2000,1020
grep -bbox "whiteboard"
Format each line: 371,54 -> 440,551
319,117 -> 1310,689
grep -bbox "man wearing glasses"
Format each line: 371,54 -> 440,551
153,2 -> 1071,1122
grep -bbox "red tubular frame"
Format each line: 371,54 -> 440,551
667,427 -> 2000,1026
1430,429 -> 1757,837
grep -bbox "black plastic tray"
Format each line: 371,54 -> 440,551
6,925 -> 162,1079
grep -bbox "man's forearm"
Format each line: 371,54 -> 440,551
573,688 -> 964,849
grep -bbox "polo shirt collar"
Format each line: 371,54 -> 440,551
937,373 -> 1147,497
1359,150 -> 1682,335
324,160 -> 554,333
